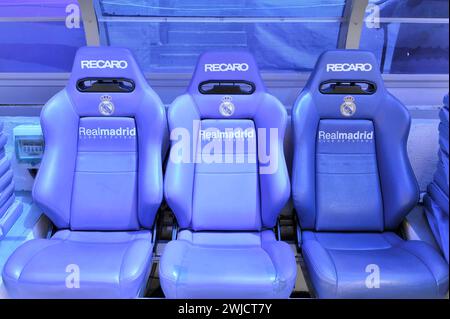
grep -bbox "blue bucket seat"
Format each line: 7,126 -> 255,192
160,51 -> 297,298
2,47 -> 167,298
292,50 -> 449,298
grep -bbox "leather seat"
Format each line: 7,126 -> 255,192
2,47 -> 167,298
302,232 -> 448,298
161,51 -> 297,298
292,50 -> 449,298
3,231 -> 153,298
160,230 -> 295,298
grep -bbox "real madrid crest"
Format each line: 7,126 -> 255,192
219,96 -> 235,117
99,95 -> 115,116
340,95 -> 356,117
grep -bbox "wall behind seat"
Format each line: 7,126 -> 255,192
1,116 -> 40,192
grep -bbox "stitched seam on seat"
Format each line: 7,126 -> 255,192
380,232 -> 397,248
317,233 -> 394,251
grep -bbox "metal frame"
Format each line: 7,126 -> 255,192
97,16 -> 344,24
0,17 -> 67,22
338,0 -> 369,49
376,18 -> 449,24
78,0 -> 100,46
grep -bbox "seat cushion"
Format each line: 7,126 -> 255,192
159,230 -> 297,299
302,232 -> 449,298
2,230 -> 153,298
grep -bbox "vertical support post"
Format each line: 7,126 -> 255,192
78,0 -> 100,46
338,0 -> 369,49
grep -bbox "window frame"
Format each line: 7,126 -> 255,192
0,0 -> 448,109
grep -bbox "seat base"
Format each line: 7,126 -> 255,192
2,230 -> 153,298
160,230 -> 297,299
302,231 -> 449,299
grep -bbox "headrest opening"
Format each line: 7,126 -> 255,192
308,50 -> 384,92
198,80 -> 256,95
76,78 -> 135,93
68,46 -> 146,89
319,80 -> 377,95
188,51 -> 265,94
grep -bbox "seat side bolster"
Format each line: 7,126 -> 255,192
165,94 -> 200,228
255,94 -> 290,228
301,236 -> 338,298
32,90 -> 79,228
2,239 -> 61,298
291,93 -> 320,229
119,236 -> 154,298
136,92 -> 168,229
374,93 -> 420,229
159,240 -> 191,299
399,241 -> 449,298
3,239 -> 58,281
261,232 -> 297,298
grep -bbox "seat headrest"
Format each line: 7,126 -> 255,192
185,51 -> 269,119
68,46 -> 147,91
188,50 -> 265,94
65,47 -> 156,117
303,50 -> 388,120
307,50 -> 384,94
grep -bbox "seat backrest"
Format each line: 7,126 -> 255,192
165,51 -> 290,232
33,47 -> 167,231
292,50 -> 419,232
